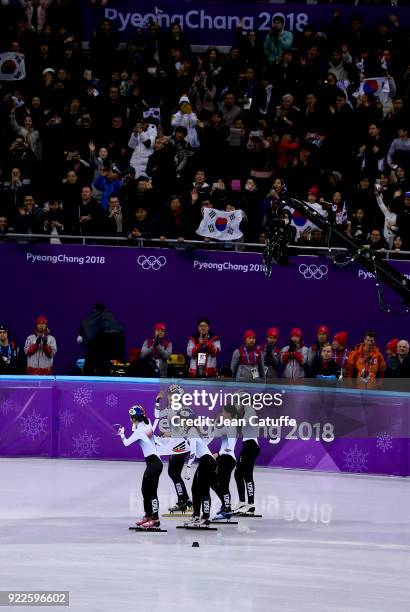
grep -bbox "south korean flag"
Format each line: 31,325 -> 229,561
197,208 -> 244,241
0,53 -> 26,81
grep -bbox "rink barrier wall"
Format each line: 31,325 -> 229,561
0,376 -> 408,477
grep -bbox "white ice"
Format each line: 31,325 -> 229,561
0,458 -> 409,612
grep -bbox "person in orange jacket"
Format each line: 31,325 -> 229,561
345,330 -> 386,388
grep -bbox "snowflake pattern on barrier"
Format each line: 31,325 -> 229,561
20,410 -> 48,440
72,387 -> 92,407
376,432 -> 393,453
343,444 -> 369,473
305,454 -> 316,467
0,398 -> 16,416
105,393 -> 118,408
59,408 -> 75,428
72,430 -> 100,458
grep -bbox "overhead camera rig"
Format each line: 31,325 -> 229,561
264,193 -> 410,312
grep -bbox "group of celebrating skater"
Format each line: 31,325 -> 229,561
117,384 -> 259,530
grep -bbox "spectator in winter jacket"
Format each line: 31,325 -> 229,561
263,16 -> 293,65
385,340 -> 410,378
78,303 -> 124,376
280,327 -> 308,380
102,196 -> 124,238
345,331 -> 386,388
375,189 -> 398,249
231,330 -> 265,382
187,318 -> 220,378
128,121 -> 157,178
15,193 -> 43,235
0,325 -> 23,375
67,186 -> 103,236
141,323 -> 173,378
171,96 -> 200,149
93,166 -> 122,211
308,325 -> 330,366
24,315 -> 57,375
127,206 -> 156,240
43,199 -> 65,243
311,344 -> 340,380
332,332 -> 349,377
262,327 -> 280,379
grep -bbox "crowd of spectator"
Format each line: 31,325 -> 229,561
0,3 -> 409,250
1,313 -> 409,386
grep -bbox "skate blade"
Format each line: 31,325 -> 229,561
129,526 -> 167,532
176,525 -> 217,530
162,512 -> 193,518
211,520 -> 238,524
235,513 -> 262,518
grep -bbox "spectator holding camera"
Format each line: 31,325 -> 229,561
263,16 -> 293,66
231,330 -> 265,382
24,315 -> 57,375
141,323 -> 172,378
262,327 -> 280,379
187,317 -> 220,378
280,328 -> 308,380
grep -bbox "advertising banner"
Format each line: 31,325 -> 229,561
0,243 -> 408,375
81,1 -> 410,46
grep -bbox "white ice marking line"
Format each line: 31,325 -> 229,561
267,538 -> 410,551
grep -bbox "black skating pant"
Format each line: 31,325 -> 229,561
141,455 -> 163,519
168,452 -> 190,504
234,440 -> 260,504
211,454 -> 236,511
192,455 -> 217,519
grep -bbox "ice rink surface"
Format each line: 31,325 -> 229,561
0,458 -> 409,612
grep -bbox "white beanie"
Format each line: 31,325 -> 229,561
179,95 -> 190,104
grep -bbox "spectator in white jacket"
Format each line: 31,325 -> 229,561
375,186 -> 398,249
171,95 -> 200,149
128,121 -> 157,178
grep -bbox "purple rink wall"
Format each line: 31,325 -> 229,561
0,243 -> 409,375
0,376 -> 409,477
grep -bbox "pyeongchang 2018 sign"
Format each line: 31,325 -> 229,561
82,1 -> 410,46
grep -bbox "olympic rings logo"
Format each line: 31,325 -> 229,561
137,255 -> 167,271
298,264 -> 328,280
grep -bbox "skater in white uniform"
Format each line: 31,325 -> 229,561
179,408 -> 216,527
211,404 -> 238,521
118,404 -> 163,529
232,399 -> 260,515
154,385 -> 192,513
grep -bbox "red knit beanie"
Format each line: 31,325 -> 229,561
317,325 -> 329,334
333,332 -> 348,347
386,338 -> 399,353
154,323 -> 166,331
267,327 -> 279,338
36,315 -> 48,326
290,327 -> 302,338
244,330 -> 256,341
